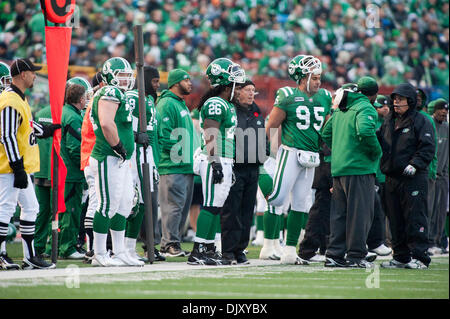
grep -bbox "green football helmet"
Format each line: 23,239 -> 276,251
288,55 -> 322,84
6,223 -> 17,242
67,76 -> 94,102
206,58 -> 246,87
101,57 -> 135,91
0,61 -> 12,93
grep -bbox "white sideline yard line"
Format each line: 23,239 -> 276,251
0,255 -> 447,282
0,259 -> 280,281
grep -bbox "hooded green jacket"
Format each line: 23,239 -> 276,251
156,90 -> 194,175
321,92 -> 382,177
61,103 -> 85,182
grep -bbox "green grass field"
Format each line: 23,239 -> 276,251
1,241 -> 448,299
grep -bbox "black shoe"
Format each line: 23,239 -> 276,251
0,252 -> 20,270
161,243 -> 184,257
83,250 -> 95,264
22,256 -> 56,270
154,248 -> 166,261
324,256 -> 352,267
235,252 -> 249,265
220,253 -> 237,265
76,243 -> 87,255
187,249 -> 217,266
347,259 -> 374,268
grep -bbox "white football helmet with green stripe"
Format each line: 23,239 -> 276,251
0,61 -> 12,93
101,57 -> 135,91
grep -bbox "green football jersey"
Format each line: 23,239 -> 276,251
126,90 -> 160,166
274,87 -> 332,152
34,105 -> 53,180
199,96 -> 237,159
126,90 -> 157,142
90,85 -> 135,161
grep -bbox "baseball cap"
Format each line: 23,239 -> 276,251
10,58 -> 42,76
357,76 -> 379,96
376,95 -> 390,107
434,99 -> 449,111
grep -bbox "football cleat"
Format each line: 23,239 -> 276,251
22,256 -> 56,270
84,250 -> 95,264
380,259 -> 408,269
113,251 -> 144,267
324,256 -> 353,268
404,259 -> 428,269
370,244 -> 392,256
0,252 -> 20,270
187,249 -> 217,266
91,252 -> 122,267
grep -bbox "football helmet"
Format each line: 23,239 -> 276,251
67,76 -> 94,102
333,83 -> 358,110
0,61 -> 12,93
6,223 -> 17,242
101,57 -> 135,91
206,58 -> 246,87
288,55 -> 321,93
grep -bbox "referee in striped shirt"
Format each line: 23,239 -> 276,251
0,58 -> 60,270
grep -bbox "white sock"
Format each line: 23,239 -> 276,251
215,233 -> 221,253
93,232 -> 107,256
256,230 -> 264,240
125,237 -> 136,252
110,230 -> 126,255
263,238 -> 274,250
283,245 -> 297,256
1,241 -> 6,253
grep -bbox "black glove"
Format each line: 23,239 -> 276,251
112,140 -> 127,163
211,161 -> 223,184
134,132 -> 149,148
10,158 -> 28,189
40,124 -> 61,138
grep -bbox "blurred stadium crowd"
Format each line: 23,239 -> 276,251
1,0 -> 448,89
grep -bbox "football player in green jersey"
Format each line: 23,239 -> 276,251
187,58 -> 245,266
125,67 -> 161,262
0,61 -> 12,93
89,57 -> 143,267
265,55 -> 332,265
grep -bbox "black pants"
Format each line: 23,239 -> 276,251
299,160 -> 332,259
298,187 -> 331,259
385,173 -> 431,265
366,186 -> 387,250
326,174 -> 375,261
431,176 -> 449,248
221,166 -> 259,257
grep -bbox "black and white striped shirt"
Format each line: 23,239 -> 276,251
0,85 -> 46,164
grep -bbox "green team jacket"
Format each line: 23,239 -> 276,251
34,105 -> 53,181
321,92 -> 382,177
420,110 -> 438,180
156,90 -> 194,175
61,104 -> 85,182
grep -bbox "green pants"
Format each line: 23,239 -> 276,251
34,184 -> 52,255
58,182 -> 83,257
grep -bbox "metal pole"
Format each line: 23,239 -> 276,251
133,25 -> 155,264
51,147 -> 58,264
